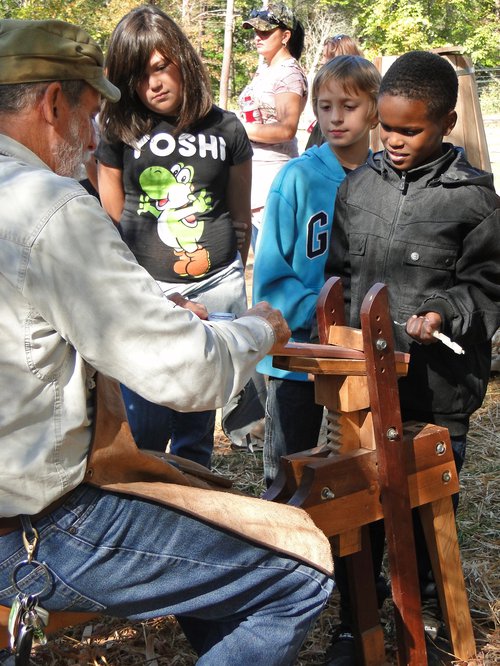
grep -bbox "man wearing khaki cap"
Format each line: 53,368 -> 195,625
0,18 -> 333,666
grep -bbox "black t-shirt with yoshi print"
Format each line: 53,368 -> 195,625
96,105 -> 252,283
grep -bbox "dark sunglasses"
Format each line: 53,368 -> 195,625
249,9 -> 287,28
327,34 -> 348,43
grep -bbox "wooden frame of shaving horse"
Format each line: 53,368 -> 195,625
265,277 -> 476,666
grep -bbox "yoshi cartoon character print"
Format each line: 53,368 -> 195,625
95,106 -> 253,284
138,163 -> 212,278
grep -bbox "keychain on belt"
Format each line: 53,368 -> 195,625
8,517 -> 51,665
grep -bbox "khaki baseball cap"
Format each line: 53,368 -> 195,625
0,19 -> 121,102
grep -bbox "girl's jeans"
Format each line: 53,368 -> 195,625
264,377 -> 324,487
121,387 -> 216,467
0,485 -> 333,665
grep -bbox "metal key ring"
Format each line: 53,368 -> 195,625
11,558 -> 52,597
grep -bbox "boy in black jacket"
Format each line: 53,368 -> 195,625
324,50 -> 500,666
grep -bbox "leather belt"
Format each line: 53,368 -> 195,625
0,491 -> 73,536
0,520 -> 21,536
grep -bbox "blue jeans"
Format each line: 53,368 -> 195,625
121,385 -> 215,467
122,257 -> 248,467
0,485 -> 333,665
264,378 -> 325,487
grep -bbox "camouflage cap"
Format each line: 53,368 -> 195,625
0,19 -> 121,102
242,3 -> 296,31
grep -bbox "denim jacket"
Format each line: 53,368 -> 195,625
0,134 -> 274,516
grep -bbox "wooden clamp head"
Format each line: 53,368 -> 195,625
316,276 -> 346,344
360,283 -> 403,442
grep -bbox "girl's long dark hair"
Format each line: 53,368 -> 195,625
100,5 -> 212,146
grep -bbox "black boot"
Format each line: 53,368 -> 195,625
323,625 -> 357,666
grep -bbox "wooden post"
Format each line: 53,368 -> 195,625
360,284 -> 427,665
420,498 -> 476,660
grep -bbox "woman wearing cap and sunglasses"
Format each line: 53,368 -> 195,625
238,2 -> 307,249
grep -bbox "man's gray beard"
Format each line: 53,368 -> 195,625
52,118 -> 89,179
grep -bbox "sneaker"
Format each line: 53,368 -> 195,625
249,418 -> 265,442
230,432 -> 263,453
229,433 -> 250,451
324,625 -> 357,666
425,633 -> 455,666
421,596 -> 442,640
421,598 -> 455,665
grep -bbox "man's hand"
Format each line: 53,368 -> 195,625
405,312 -> 442,344
168,293 -> 208,320
240,301 -> 291,352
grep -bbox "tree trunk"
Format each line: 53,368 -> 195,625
219,0 -> 234,109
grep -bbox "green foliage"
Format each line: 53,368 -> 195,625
230,0 -> 260,106
479,78 -> 500,115
0,0 -> 497,102
351,0 -> 500,67
4,0 -> 101,33
355,0 -> 433,54
182,0 -> 228,97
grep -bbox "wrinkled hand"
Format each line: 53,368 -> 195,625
232,219 -> 248,250
240,301 -> 291,352
405,312 -> 442,344
168,292 -> 208,320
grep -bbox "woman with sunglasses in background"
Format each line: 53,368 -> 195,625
239,2 -> 307,250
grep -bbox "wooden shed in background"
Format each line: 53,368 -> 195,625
370,47 -> 492,172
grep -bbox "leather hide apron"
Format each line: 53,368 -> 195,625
85,374 -> 333,575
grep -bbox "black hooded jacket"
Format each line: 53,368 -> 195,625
326,145 -> 500,435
